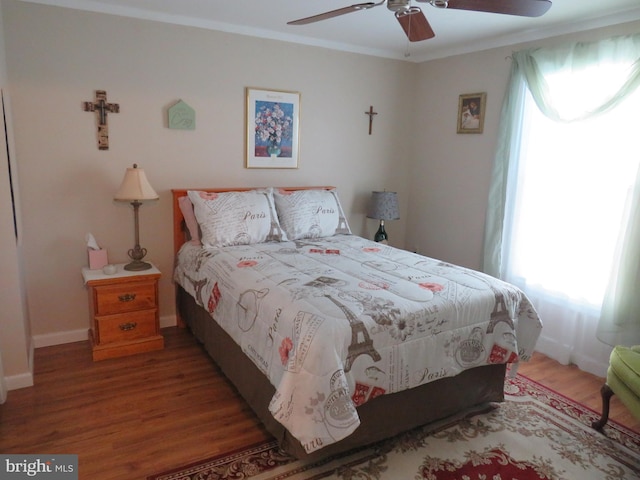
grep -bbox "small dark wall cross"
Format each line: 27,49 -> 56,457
83,90 -> 119,150
365,105 -> 378,135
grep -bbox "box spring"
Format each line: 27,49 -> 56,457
178,285 -> 506,461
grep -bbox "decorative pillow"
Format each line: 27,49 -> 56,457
187,188 -> 287,247
273,188 -> 352,240
178,195 -> 202,245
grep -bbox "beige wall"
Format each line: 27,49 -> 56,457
2,0 -> 415,347
2,0 -> 640,388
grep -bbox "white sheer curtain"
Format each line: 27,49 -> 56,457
598,165 -> 640,347
484,34 -> 640,376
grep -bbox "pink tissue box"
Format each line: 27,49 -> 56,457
88,249 -> 108,270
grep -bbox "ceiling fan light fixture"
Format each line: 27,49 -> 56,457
387,0 -> 411,13
396,6 -> 421,18
431,0 -> 449,8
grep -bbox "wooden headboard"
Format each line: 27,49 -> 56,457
171,186 -> 335,258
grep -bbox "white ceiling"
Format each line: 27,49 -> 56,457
20,0 -> 640,62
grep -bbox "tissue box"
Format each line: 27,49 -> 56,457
88,249 -> 108,270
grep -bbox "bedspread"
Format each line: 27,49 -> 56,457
174,235 -> 542,453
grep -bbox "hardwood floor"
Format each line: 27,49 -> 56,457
0,327 -> 271,480
518,351 -> 640,433
1,327 -> 638,480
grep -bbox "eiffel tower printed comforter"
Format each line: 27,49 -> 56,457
174,234 -> 542,454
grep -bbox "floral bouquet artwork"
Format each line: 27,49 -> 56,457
246,88 -> 300,169
254,101 -> 294,158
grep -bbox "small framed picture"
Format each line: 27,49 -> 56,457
457,93 -> 486,134
246,87 -> 300,168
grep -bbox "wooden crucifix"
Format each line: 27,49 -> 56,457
83,90 -> 120,150
364,105 -> 378,135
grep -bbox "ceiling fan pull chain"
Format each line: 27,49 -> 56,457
405,2 -> 412,57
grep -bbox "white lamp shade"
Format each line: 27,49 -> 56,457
367,191 -> 400,220
114,164 -> 158,201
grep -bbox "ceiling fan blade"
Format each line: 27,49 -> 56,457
287,2 -> 381,25
396,8 -> 435,42
441,0 -> 552,17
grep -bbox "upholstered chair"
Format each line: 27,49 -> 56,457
592,345 -> 640,431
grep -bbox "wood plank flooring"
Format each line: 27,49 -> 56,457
1,327 -> 637,480
0,327 -> 271,479
518,351 -> 640,432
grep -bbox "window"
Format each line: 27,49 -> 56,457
506,77 -> 640,307
484,37 -> 640,373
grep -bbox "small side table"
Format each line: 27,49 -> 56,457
82,264 -> 163,361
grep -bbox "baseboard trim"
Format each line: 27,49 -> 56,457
160,314 -> 176,329
6,315 -> 178,392
535,335 -> 609,378
6,371 -> 34,390
5,342 -> 34,391
33,328 -> 89,348
32,315 -> 177,348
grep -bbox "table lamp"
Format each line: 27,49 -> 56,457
114,164 -> 159,271
366,191 -> 399,244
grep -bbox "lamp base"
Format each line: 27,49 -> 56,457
124,260 -> 153,271
374,221 -> 388,244
125,243 -> 150,271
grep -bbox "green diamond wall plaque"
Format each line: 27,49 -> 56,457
168,100 -> 195,130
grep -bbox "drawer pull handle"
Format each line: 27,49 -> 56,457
119,322 -> 137,331
118,293 -> 137,302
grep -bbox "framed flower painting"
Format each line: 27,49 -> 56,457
246,87 -> 300,168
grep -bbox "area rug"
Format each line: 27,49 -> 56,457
148,374 -> 640,479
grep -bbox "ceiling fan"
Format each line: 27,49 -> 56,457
287,0 -> 553,42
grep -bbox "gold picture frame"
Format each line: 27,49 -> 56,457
457,93 -> 486,134
246,87 -> 300,168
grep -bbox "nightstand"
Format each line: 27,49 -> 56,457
82,264 -> 163,361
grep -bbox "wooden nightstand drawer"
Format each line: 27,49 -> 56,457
94,281 -> 157,315
96,310 -> 158,344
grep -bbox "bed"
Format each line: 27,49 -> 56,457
171,186 -> 542,461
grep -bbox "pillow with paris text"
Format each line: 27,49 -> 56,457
273,188 -> 351,240
187,188 -> 287,247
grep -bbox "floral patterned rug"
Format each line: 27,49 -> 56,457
148,375 -> 640,479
